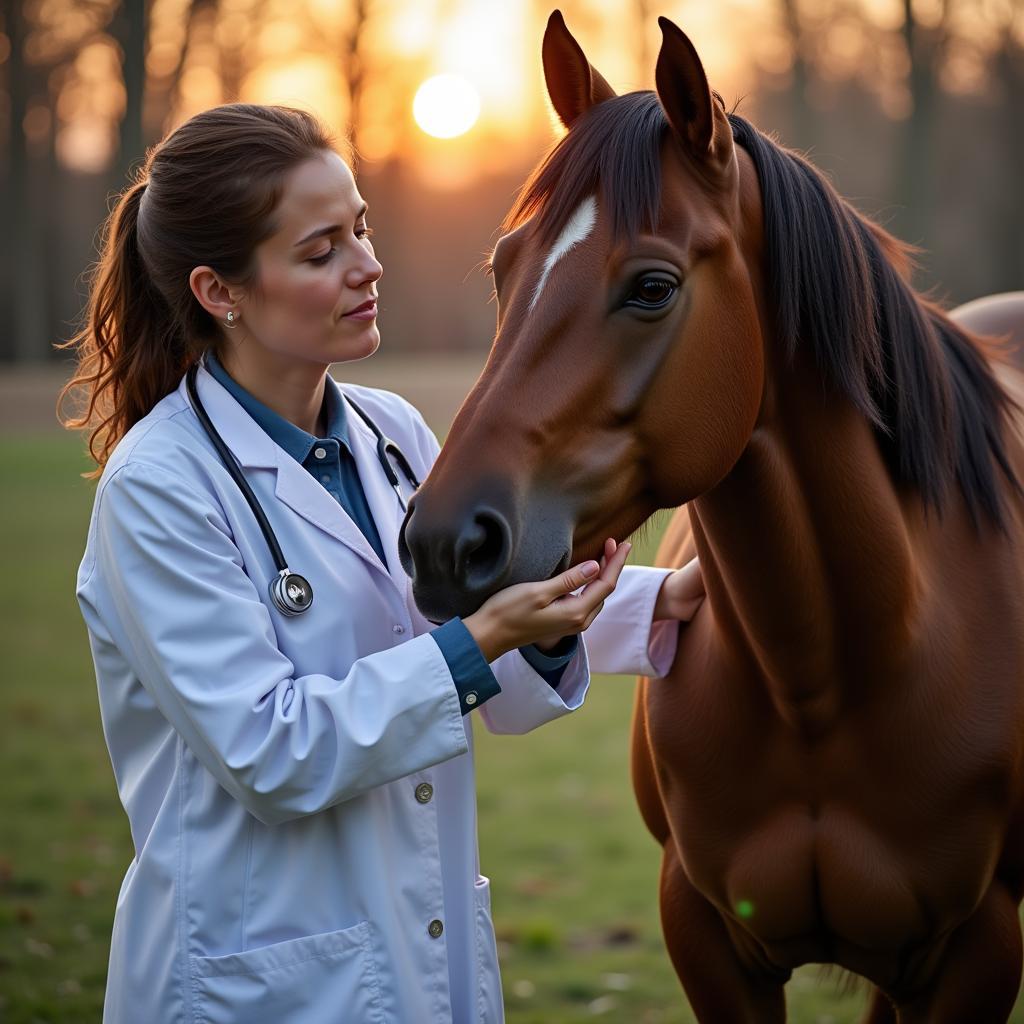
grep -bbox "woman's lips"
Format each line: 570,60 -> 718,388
343,300 -> 377,321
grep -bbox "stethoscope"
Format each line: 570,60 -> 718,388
185,360 -> 420,617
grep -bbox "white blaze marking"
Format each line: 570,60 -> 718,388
529,196 -> 597,311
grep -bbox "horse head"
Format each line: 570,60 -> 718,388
399,11 -> 766,621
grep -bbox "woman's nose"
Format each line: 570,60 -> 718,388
347,250 -> 383,289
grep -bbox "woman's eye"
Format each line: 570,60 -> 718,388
356,225 -> 374,240
625,276 -> 676,309
310,248 -> 336,265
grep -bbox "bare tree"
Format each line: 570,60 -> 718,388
108,0 -> 152,180
342,0 -> 370,170
153,0 -> 218,140
895,0 -> 951,252
992,0 -> 1024,290
5,0 -> 51,361
776,0 -> 817,153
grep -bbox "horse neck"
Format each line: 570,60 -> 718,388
688,350 -> 920,733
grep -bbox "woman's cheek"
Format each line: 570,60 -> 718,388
302,278 -> 344,318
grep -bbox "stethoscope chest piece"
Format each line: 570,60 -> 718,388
270,570 -> 314,616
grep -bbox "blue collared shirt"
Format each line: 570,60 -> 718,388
204,354 -> 574,711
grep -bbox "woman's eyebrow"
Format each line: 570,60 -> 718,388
293,204 -> 369,247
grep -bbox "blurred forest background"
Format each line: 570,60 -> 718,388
2,3 -> 1024,1020
2,0 -> 1023,368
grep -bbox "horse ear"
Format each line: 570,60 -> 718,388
542,9 -> 617,130
655,17 -> 715,157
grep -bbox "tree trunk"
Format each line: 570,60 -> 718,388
343,0 -> 369,171
7,0 -> 49,362
778,0 -> 816,154
992,24 -> 1024,290
895,0 -> 942,267
110,0 -> 149,182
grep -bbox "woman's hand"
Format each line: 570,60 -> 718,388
463,539 -> 631,663
653,555 -> 706,622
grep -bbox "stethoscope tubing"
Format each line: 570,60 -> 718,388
185,359 -> 418,616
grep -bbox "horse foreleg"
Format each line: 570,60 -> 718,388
659,840 -> 788,1023
890,881 -> 1022,1023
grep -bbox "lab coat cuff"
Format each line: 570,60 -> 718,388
517,637 -> 578,689
431,618 -> 502,714
581,565 -> 680,678
477,640 -> 589,735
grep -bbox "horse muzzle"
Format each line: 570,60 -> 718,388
398,488 -> 573,623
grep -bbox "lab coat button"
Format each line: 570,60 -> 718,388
393,624 -> 405,634
428,919 -> 444,938
415,783 -> 433,804
464,691 -> 478,706
314,447 -> 327,460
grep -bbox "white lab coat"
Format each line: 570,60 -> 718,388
75,362 -> 678,1024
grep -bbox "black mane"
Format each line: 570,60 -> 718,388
505,92 -> 1020,527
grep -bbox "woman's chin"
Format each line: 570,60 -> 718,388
332,324 -> 380,363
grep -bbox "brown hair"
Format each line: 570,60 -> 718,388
58,103 -> 344,474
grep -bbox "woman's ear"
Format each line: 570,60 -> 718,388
542,9 -> 617,130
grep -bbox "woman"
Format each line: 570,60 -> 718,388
61,103 -> 705,1024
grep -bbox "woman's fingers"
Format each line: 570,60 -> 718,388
543,559 -> 601,600
581,601 -> 605,631
580,539 -> 630,603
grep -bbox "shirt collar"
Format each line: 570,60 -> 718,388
204,351 -> 351,465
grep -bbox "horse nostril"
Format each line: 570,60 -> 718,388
454,509 -> 512,590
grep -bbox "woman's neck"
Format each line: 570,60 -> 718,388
218,347 -> 329,436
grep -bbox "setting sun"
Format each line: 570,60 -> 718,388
412,73 -> 481,139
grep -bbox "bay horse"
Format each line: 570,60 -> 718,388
399,11 -> 1024,1021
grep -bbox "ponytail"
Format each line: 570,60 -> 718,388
57,175 -> 192,475
58,103 -> 340,476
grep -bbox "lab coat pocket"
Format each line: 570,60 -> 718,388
189,920 -> 385,1024
474,876 -> 504,1023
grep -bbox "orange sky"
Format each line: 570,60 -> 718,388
19,0 -> 1022,178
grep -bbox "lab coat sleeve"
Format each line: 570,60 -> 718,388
84,460 -> 469,827
476,642 -> 590,735
579,565 -> 680,678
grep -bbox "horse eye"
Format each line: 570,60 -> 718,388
626,276 -> 676,309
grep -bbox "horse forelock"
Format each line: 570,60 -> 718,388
502,91 -> 668,249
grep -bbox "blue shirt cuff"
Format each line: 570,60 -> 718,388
518,636 -> 579,690
431,618 -> 502,715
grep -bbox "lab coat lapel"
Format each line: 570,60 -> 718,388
271,455 -> 397,585
185,365 -> 396,586
339,386 -> 408,589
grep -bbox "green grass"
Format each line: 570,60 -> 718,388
0,436 -> 1018,1022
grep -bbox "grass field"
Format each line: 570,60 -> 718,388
0,435 -> 1019,1023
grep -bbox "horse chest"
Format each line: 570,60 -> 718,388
640,613 -> 1024,968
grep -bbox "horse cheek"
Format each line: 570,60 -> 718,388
641,266 -> 764,505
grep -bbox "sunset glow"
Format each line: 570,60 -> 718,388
413,73 -> 481,139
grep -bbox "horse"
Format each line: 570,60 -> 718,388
398,11 -> 1024,1021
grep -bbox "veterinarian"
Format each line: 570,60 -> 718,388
62,103 -> 705,1023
